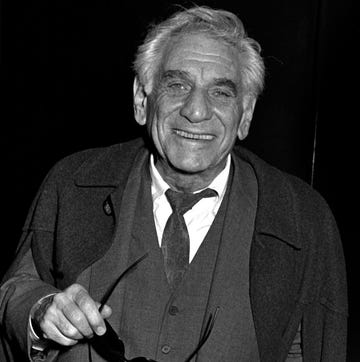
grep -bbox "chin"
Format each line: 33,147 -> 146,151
171,159 -> 210,175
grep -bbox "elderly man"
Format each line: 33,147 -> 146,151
0,6 -> 347,362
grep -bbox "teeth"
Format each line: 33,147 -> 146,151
175,130 -> 214,140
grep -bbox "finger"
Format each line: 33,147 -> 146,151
40,318 -> 78,347
56,311 -> 84,340
53,292 -> 94,338
43,298 -> 85,340
95,302 -> 112,319
62,300 -> 94,338
73,289 -> 107,336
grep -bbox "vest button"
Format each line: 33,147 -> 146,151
169,305 -> 179,315
161,345 -> 171,354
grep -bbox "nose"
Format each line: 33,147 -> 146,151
180,88 -> 212,123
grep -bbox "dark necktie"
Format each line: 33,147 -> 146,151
161,188 -> 217,289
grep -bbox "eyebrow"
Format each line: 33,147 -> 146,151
161,69 -> 192,82
160,70 -> 239,95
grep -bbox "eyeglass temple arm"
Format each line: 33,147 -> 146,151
185,306 -> 220,362
99,253 -> 149,312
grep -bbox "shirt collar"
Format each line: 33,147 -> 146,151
149,154 -> 231,201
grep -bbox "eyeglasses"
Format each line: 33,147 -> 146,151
91,254 -> 219,362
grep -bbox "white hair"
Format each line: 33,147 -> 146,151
133,6 -> 265,97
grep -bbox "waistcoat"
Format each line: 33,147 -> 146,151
64,153 -> 259,361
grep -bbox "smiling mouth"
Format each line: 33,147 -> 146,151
174,129 -> 214,141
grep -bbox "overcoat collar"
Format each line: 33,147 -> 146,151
233,146 -> 301,250
73,138 -> 301,250
74,138 -> 145,188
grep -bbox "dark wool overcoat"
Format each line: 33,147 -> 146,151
0,138 -> 348,361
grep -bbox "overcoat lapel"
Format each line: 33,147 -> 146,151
236,147 -> 304,361
88,147 -> 151,316
56,139 -> 147,288
198,156 -> 259,361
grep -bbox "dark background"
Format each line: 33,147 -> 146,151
0,0 -> 357,359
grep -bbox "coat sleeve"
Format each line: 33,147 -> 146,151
0,166 -> 61,361
301,195 -> 348,361
0,234 -> 59,361
0,147 -> 107,361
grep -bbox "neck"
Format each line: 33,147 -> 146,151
155,160 -> 226,193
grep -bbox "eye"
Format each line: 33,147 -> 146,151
164,81 -> 190,96
211,88 -> 233,98
168,82 -> 186,90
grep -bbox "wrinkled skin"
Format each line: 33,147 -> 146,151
34,284 -> 111,346
134,33 -> 256,192
37,32 -> 257,347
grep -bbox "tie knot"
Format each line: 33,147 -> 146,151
165,188 -> 217,215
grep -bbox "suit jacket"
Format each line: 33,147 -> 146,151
0,138 -> 348,361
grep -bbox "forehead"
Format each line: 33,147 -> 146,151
160,33 -> 242,83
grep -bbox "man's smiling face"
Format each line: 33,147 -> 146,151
137,32 -> 255,187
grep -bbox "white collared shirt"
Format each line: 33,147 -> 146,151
150,155 -> 231,263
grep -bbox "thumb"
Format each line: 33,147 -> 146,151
96,303 -> 112,319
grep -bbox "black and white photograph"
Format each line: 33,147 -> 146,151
0,0 -> 357,360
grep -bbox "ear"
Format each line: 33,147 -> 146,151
237,96 -> 257,140
133,77 -> 148,125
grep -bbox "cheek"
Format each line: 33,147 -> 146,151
217,106 -> 242,137
146,96 -> 165,131
147,101 -> 176,154
152,97 -> 181,132
229,103 -> 243,129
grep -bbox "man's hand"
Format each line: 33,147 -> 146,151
33,284 -> 112,346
